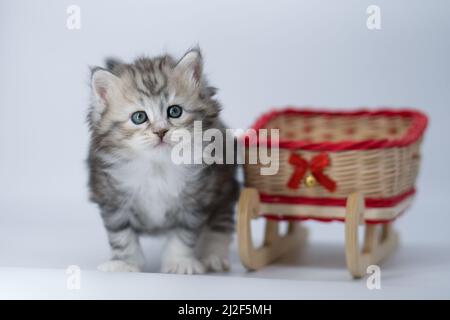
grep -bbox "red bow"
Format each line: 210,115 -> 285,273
287,153 -> 337,192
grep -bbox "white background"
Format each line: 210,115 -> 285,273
0,0 -> 449,299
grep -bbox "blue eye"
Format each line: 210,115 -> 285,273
131,111 -> 148,125
167,105 -> 183,118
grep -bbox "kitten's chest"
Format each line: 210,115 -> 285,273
110,157 -> 187,227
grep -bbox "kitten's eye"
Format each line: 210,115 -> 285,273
131,111 -> 148,125
167,105 -> 183,119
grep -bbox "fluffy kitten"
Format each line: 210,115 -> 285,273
87,49 -> 238,274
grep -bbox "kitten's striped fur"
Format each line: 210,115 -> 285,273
87,49 -> 238,274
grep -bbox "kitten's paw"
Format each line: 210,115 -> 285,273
97,260 -> 141,273
202,254 -> 230,272
161,256 -> 206,275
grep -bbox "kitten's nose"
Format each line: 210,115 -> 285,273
153,129 -> 168,139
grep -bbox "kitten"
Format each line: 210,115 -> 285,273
87,49 -> 239,274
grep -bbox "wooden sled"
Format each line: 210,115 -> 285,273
238,108 -> 427,278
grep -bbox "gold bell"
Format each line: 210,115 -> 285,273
305,174 -> 317,188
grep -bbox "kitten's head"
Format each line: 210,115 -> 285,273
88,48 -> 220,157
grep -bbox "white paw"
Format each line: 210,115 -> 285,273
97,260 -> 141,273
161,256 -> 206,275
202,254 -> 230,272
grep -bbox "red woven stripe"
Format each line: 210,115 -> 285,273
263,214 -> 401,225
259,188 -> 415,208
244,107 -> 428,151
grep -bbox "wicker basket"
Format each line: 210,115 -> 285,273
243,108 -> 428,223
237,107 -> 428,277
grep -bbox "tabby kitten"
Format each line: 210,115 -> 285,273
87,49 -> 238,274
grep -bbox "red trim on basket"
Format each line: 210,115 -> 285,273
263,207 -> 408,224
262,213 -> 403,225
259,188 -> 415,208
262,209 -> 406,224
243,108 -> 428,151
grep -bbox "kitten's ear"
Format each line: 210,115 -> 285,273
105,57 -> 123,71
201,86 -> 217,98
91,68 -> 121,107
174,49 -> 203,85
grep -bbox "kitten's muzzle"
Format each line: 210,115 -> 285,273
153,129 -> 169,139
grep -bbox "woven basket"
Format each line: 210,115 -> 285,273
243,108 -> 428,223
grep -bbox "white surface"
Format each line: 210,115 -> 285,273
1,193 -> 449,299
1,0 -> 450,299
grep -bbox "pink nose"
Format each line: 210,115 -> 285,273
153,129 -> 168,139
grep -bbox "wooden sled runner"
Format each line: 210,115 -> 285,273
238,188 -> 308,271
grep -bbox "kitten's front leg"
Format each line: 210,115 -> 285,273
97,209 -> 145,273
197,228 -> 232,272
161,228 -> 206,275
197,202 -> 235,272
